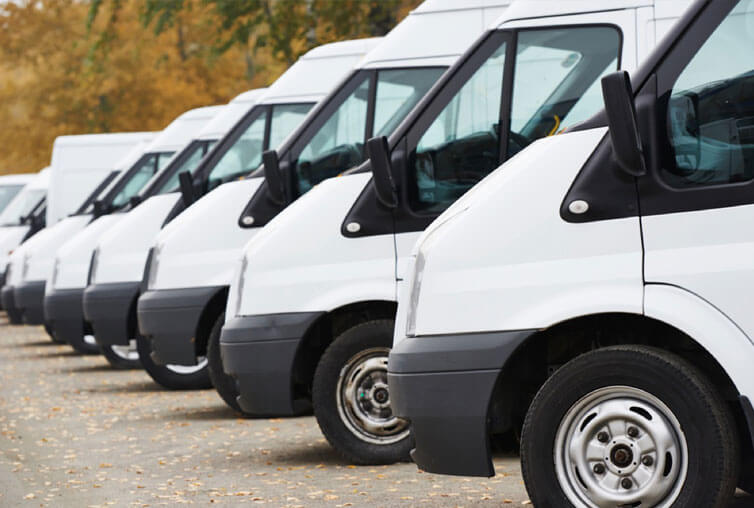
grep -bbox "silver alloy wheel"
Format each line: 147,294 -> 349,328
336,347 -> 410,445
110,339 -> 139,361
554,385 -> 688,508
166,356 -> 208,375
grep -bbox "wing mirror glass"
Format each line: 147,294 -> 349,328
263,150 -> 286,206
366,136 -> 398,208
601,70 -> 646,177
178,171 -> 195,207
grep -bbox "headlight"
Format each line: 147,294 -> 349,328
146,244 -> 161,290
405,208 -> 468,337
232,254 -> 249,318
51,257 -> 60,287
22,252 -> 31,280
88,248 -> 99,285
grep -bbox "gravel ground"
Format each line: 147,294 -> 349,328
0,317 -> 530,507
1,317 -> 752,507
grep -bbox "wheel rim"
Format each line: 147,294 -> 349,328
554,385 -> 688,508
166,356 -> 208,375
110,340 -> 139,361
335,347 -> 409,445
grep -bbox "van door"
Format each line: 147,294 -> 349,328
639,1 -> 754,334
393,16 -> 628,282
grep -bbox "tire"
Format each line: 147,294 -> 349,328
100,340 -> 141,369
44,323 -> 65,344
67,332 -> 100,355
207,312 -> 247,414
136,333 -> 212,390
312,319 -> 412,465
520,345 -> 739,508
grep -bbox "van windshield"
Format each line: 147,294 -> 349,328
0,184 -> 24,214
206,103 -> 314,191
294,67 -> 445,196
0,188 -> 46,226
152,139 -> 217,195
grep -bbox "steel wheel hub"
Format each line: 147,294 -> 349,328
336,347 -> 409,445
554,386 -> 688,508
111,339 -> 139,361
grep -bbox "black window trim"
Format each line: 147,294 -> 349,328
562,0 -> 744,223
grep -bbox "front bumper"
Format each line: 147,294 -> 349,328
387,329 -> 535,477
1,284 -> 22,324
83,282 -> 140,347
137,286 -> 224,365
44,287 -> 85,345
0,270 -> 5,310
14,280 -> 46,325
220,312 -> 323,416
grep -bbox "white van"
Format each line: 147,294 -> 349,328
389,0 -> 754,505
0,170 -> 50,322
219,0 -> 692,465
2,132 -> 154,326
73,90 -> 265,367
138,1 -> 509,397
82,38 -> 380,381
0,174 -> 34,216
0,171 -> 46,282
38,106 -> 221,352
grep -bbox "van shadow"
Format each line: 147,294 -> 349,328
83,379 -> 167,394
59,363 -> 117,374
169,404 -> 242,421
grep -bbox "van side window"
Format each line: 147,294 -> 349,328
663,0 -> 754,187
269,104 -> 313,150
294,68 -> 444,196
507,26 -> 620,158
111,151 -> 174,209
208,110 -> 267,189
409,41 -> 507,213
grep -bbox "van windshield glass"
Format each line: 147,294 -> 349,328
295,67 -> 444,196
409,26 -> 621,213
0,184 -> 24,214
109,151 -> 174,209
206,103 -> 314,190
0,188 -> 45,226
154,139 -> 217,195
507,26 -> 620,157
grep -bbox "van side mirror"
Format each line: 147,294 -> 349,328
129,195 -> 142,208
178,171 -> 195,207
366,136 -> 397,208
92,199 -> 108,218
601,71 -> 646,177
263,150 -> 286,206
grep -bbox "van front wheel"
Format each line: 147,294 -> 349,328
207,312 -> 248,415
312,319 -> 412,465
521,345 -> 739,508
136,333 -> 211,390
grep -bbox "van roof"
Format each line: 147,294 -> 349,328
0,174 -> 35,185
25,168 -> 50,190
257,38 -> 382,106
494,0 -> 662,26
358,0 -> 511,69
52,131 -> 155,149
230,88 -> 268,104
199,91 -> 267,140
146,105 -> 223,153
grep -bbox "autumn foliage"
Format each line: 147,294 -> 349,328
0,0 -> 420,174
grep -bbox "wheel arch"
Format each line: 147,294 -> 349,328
192,286 -> 229,358
489,305 -> 754,460
291,300 -> 397,404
